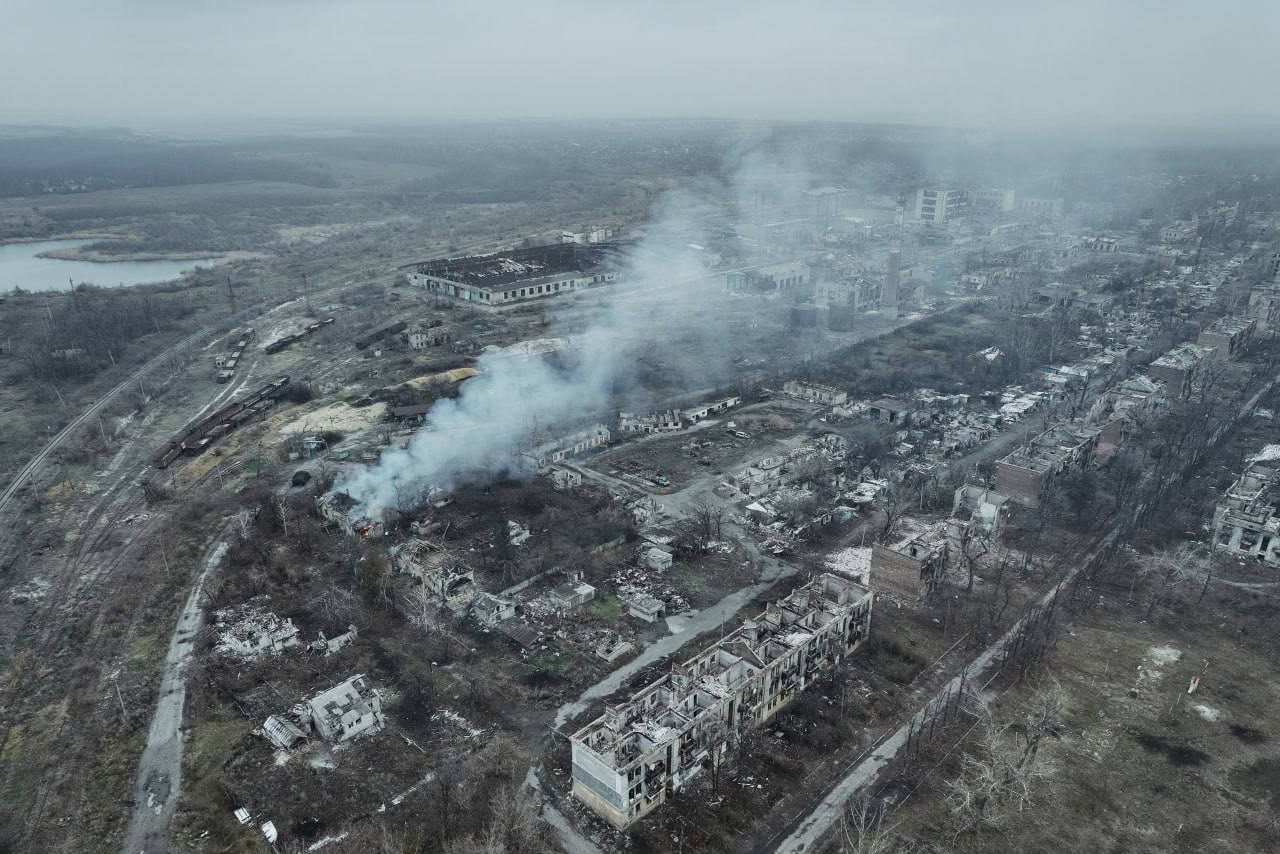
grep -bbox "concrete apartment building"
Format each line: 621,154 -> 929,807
570,574 -> 873,828
995,424 -> 1101,507
1246,284 -> 1280,331
1148,343 -> 1211,397
404,243 -> 620,308
915,187 -> 969,224
1197,316 -> 1256,359
1212,445 -> 1280,566
870,521 -> 949,599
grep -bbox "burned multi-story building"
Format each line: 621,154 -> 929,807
1212,446 -> 1280,566
995,424 -> 1100,507
1147,343 -> 1210,398
404,242 -> 621,308
1196,316 -> 1255,360
783,380 -> 848,406
870,520 -> 950,599
570,574 -> 872,828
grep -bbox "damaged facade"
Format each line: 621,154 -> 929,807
782,380 -> 848,406
570,573 -> 872,828
995,424 -> 1100,507
1212,445 -> 1280,566
870,521 -> 950,599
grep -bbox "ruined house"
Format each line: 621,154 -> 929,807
471,592 -> 517,628
994,424 -> 1100,507
1212,445 -> 1280,566
570,574 -> 872,828
390,538 -> 476,612
870,521 -> 950,599
867,398 -> 916,426
316,490 -> 384,538
548,465 -> 583,491
1087,374 -> 1164,457
782,380 -> 848,406
306,674 -> 384,743
1246,284 -> 1280,331
642,546 -> 674,571
215,607 -> 300,658
627,594 -> 665,623
549,577 -> 597,611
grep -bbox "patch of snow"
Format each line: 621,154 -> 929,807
1146,645 -> 1183,667
1192,703 -> 1221,722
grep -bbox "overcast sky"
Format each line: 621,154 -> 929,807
5,0 -> 1278,130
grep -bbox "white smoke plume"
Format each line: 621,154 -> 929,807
336,152 -> 815,519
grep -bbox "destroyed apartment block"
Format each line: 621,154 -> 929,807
618,409 -> 684,435
871,520 -> 950,599
306,674 -> 384,743
782,380 -> 848,406
1086,374 -> 1164,456
570,573 -> 872,829
1147,343 -> 1211,398
390,538 -> 477,612
1196,316 -> 1255,360
523,424 -> 611,470
1212,445 -> 1280,566
995,423 -> 1100,507
952,484 -> 1010,537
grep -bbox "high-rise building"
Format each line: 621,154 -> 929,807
914,187 -> 969,223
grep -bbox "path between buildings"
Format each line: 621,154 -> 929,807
120,536 -> 228,854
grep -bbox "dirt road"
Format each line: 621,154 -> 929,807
121,538 -> 228,854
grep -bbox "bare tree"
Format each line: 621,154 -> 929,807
945,681 -> 1063,840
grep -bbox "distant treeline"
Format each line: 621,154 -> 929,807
0,132 -> 337,197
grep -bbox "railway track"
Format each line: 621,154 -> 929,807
0,328 -> 210,519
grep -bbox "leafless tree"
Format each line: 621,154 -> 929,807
945,681 -> 1063,839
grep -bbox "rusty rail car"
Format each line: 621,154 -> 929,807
151,376 -> 292,469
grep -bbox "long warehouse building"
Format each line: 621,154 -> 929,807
404,242 -> 623,307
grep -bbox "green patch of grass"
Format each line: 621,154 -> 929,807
584,594 -> 623,622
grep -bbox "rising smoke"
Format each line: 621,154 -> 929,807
336,151 -> 813,519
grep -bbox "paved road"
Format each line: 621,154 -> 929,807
0,328 -> 209,517
121,538 -> 228,854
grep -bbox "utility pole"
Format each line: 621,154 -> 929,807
226,275 -> 237,316
303,272 -> 312,313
